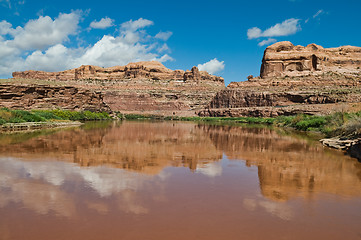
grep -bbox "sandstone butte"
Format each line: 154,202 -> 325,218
4,41 -> 361,117
199,41 -> 361,117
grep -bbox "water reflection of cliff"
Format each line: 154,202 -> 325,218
0,121 -> 223,174
1,122 -> 360,202
202,125 -> 361,201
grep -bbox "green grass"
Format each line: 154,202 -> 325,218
274,111 -> 361,138
0,108 -> 112,125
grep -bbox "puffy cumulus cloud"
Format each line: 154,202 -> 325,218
0,13 -> 173,77
197,58 -> 225,74
10,11 -> 82,50
74,35 -> 160,67
258,38 -> 277,46
23,44 -> 83,72
0,20 -> 16,36
89,17 -> 114,29
247,18 -> 301,39
155,31 -> 173,41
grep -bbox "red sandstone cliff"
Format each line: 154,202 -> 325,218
12,61 -> 224,85
260,41 -> 361,78
199,42 -> 361,117
9,61 -> 225,115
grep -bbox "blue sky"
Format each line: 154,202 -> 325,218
1,0 -> 360,85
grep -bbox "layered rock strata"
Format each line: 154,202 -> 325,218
200,42 -> 361,117
260,41 -> 361,78
12,61 -> 224,85
11,61 -> 225,115
0,84 -> 110,112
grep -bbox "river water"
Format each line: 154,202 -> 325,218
0,121 -> 360,240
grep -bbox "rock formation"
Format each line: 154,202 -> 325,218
12,61 -> 224,85
260,41 -> 361,78
10,61 -> 225,115
7,42 -> 361,117
0,84 -> 110,112
199,42 -> 361,117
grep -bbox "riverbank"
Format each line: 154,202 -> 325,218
0,108 -> 112,124
1,108 -> 360,160
2,108 -> 359,139
0,108 -> 112,132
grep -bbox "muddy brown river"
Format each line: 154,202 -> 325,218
0,121 -> 360,240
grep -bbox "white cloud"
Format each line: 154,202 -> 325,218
157,43 -> 170,53
24,44 -> 82,72
0,20 -> 15,35
0,13 -> 173,77
197,58 -> 225,74
196,162 -> 222,177
155,31 -> 173,41
89,17 -> 114,29
258,38 -> 277,46
247,18 -> 301,39
121,18 -> 153,31
313,9 -> 324,19
247,27 -> 262,40
10,11 -> 81,51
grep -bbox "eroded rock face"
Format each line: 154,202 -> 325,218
0,84 -> 110,112
261,41 -> 361,78
200,42 -> 361,117
11,61 -> 224,115
12,61 -> 224,85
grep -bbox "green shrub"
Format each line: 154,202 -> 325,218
12,110 -> 46,122
294,117 -> 327,131
8,117 -> 25,123
31,110 -> 61,120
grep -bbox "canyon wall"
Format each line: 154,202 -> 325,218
10,61 -> 224,115
200,42 -> 361,117
0,84 -> 110,112
7,42 -> 361,117
13,61 -> 224,85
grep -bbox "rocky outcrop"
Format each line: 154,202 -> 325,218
200,82 -> 361,117
0,84 -> 110,112
320,137 -> 361,161
200,42 -> 361,117
11,61 -> 225,115
260,41 -> 361,78
12,61 -> 224,85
